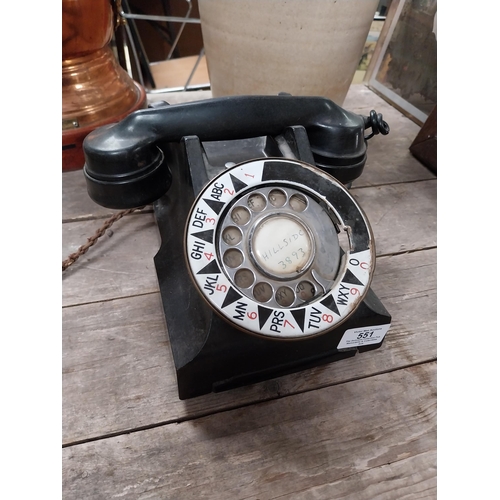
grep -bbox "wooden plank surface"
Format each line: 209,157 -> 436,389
62,362 -> 436,500
149,55 -> 210,90
63,248 -> 436,444
352,180 -> 436,255
62,84 -> 437,498
62,212 -> 159,307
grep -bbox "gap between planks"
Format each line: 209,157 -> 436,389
61,290 -> 159,310
61,178 -> 436,224
62,362 -> 436,499
62,245 -> 437,309
377,245 -> 437,259
62,357 -> 436,449
269,449 -> 436,500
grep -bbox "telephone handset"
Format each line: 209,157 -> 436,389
83,95 -> 389,209
83,95 -> 392,399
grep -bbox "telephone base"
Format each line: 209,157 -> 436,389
174,289 -> 390,400
153,130 -> 391,400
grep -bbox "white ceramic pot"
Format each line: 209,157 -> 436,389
198,0 -> 378,105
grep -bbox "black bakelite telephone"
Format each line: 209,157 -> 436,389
83,94 -> 392,399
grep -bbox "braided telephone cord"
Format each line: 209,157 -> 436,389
62,207 -> 146,271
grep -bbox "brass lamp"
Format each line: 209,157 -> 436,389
62,0 -> 146,171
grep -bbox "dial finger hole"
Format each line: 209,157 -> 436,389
268,189 -> 287,208
289,193 -> 308,212
234,268 -> 255,289
296,280 -> 316,301
275,286 -> 295,307
223,248 -> 244,268
253,282 -> 273,303
247,193 -> 266,212
231,206 -> 251,225
222,226 -> 242,246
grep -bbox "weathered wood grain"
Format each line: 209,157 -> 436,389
62,213 -> 160,307
296,450 -> 437,500
62,362 -> 436,500
352,120 -> 435,188
63,248 -> 436,444
61,169 -> 122,222
352,179 -> 436,255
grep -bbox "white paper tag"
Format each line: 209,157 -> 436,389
338,324 -> 391,349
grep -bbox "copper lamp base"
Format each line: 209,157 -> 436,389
62,46 -> 147,171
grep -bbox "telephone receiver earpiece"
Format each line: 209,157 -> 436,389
83,95 -> 389,209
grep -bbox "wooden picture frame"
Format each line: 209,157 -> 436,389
365,0 -> 437,125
